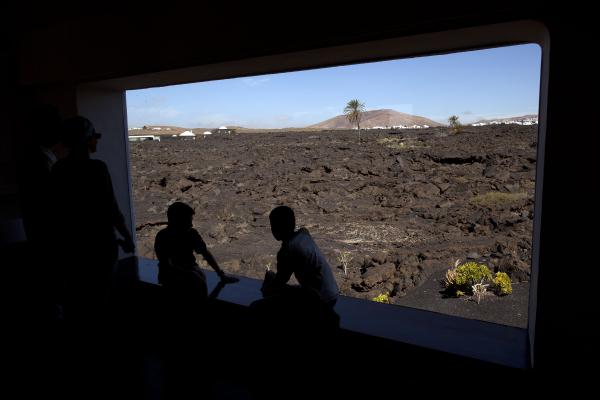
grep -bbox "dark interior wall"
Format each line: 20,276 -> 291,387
2,8 -> 595,377
14,7 -> 540,87
532,17 -> 596,373
0,26 -> 19,220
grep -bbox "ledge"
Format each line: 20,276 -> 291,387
121,256 -> 529,369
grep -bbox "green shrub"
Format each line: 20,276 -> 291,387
493,272 -> 512,295
372,292 -> 390,303
444,261 -> 493,297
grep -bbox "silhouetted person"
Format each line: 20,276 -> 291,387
153,202 -> 238,398
50,116 -> 135,324
154,202 -> 238,307
261,205 -> 339,307
16,103 -> 67,322
153,201 -> 236,350
251,205 -> 340,332
247,206 -> 340,398
17,104 -> 67,243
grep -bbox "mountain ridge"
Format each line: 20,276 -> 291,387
308,109 -> 442,129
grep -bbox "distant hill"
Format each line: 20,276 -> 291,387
131,110 -> 444,134
308,109 -> 442,129
233,127 -> 322,133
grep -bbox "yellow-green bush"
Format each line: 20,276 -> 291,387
372,292 -> 390,303
444,262 -> 493,297
493,272 -> 512,295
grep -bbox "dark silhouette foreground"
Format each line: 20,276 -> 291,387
246,206 -> 340,397
154,201 -> 238,305
51,116 -> 135,324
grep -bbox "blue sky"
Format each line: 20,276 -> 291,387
126,44 -> 541,128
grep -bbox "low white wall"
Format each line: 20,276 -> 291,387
76,86 -> 135,259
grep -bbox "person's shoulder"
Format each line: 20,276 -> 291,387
50,157 -> 75,181
188,228 -> 205,240
287,228 -> 313,250
88,158 -> 109,172
297,227 -> 311,236
50,157 -> 67,173
154,227 -> 171,241
61,157 -> 107,178
292,227 -> 312,242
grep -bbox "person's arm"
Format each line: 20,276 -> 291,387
115,220 -> 135,253
201,248 -> 239,283
261,250 -> 293,295
154,234 -> 165,266
193,230 -> 238,283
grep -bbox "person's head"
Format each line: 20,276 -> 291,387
61,116 -> 102,154
167,202 -> 195,230
269,206 -> 295,241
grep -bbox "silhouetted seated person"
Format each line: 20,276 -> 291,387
246,206 -> 340,396
154,202 -> 238,312
153,201 -> 240,392
262,206 -> 339,303
253,206 -> 340,331
51,116 -> 135,324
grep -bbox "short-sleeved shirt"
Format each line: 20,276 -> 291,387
273,228 -> 339,304
154,227 -> 208,285
51,155 -> 125,260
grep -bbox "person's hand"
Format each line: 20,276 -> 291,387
261,270 -> 276,294
264,270 -> 276,281
219,274 -> 239,284
118,238 -> 135,253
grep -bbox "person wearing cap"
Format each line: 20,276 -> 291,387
50,116 -> 135,323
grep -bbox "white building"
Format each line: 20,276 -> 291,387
179,130 -> 196,140
129,135 -> 160,142
471,116 -> 538,126
217,126 -> 233,134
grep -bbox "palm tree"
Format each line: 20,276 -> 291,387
448,115 -> 462,134
344,99 -> 366,143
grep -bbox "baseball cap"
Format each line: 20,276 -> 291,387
61,116 -> 102,148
